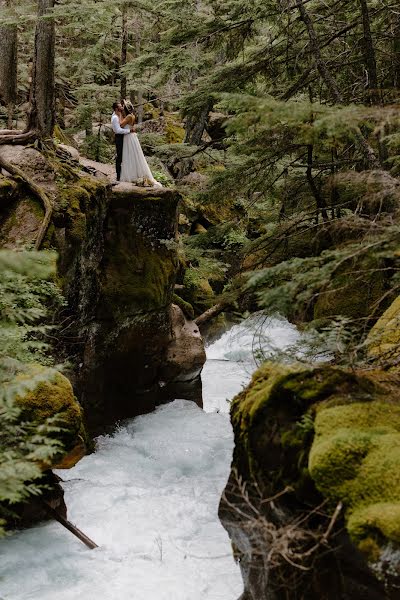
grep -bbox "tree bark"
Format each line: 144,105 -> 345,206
184,102 -> 211,146
26,0 -> 56,139
358,0 -> 379,102
0,0 -> 18,129
306,145 -> 328,221
296,0 -> 342,103
120,3 -> 128,100
194,302 -> 229,328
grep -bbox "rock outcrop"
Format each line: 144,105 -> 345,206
2,363 -> 86,528
367,295 -> 400,366
220,362 -> 400,600
0,145 -> 206,434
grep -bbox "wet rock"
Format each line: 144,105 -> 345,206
161,304 -> 206,383
220,362 -> 400,599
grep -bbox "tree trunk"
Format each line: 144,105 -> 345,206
296,0 -> 380,169
358,0 -> 379,102
306,145 -> 328,221
391,11 -> 400,89
120,2 -> 127,100
184,102 -> 211,146
134,18 -> 143,124
296,0 -> 342,104
26,0 -> 55,138
0,1 -> 18,129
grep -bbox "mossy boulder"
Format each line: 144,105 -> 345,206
12,364 -> 87,468
314,252 -> 387,321
366,295 -> 400,365
310,400 -> 400,550
222,361 -> 399,599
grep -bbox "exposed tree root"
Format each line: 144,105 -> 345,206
0,129 -> 38,145
0,153 -> 52,250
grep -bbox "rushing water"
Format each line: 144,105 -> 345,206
0,316 -> 300,600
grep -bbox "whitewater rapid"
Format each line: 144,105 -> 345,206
0,315 -> 300,600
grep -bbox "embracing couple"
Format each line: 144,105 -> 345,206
111,99 -> 161,187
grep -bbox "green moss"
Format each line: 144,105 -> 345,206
57,175 -> 105,243
0,175 -> 18,201
100,197 -> 179,317
165,117 -> 185,144
314,252 -> 387,321
348,503 -> 400,544
13,364 -> 87,455
231,360 -> 400,556
172,293 -> 195,319
101,237 -> 177,316
309,400 -> 400,546
230,363 -> 362,490
367,295 -> 400,362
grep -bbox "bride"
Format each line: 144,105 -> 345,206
119,100 -> 162,187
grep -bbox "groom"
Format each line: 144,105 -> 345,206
111,102 -> 131,181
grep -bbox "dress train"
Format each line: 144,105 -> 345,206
120,132 -> 162,187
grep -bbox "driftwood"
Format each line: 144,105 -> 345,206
43,501 -> 98,549
194,302 -> 230,327
0,153 -> 52,250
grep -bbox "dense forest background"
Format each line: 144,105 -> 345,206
1,0 -> 400,531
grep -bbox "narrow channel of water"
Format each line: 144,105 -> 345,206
0,316 -> 299,600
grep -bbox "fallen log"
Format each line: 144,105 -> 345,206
194,302 -> 230,328
0,153 -> 52,250
43,501 -> 98,549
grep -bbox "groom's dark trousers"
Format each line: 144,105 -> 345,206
115,134 -> 124,181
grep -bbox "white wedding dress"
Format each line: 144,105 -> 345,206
120,125 -> 162,187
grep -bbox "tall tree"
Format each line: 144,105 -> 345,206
358,0 -> 378,101
0,0 -> 18,129
120,2 -> 128,100
26,0 -> 55,138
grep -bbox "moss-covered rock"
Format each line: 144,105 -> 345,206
222,361 -> 399,599
99,187 -> 179,318
310,400 -> 400,547
172,293 -> 195,319
11,364 -> 87,468
314,252 -> 387,321
367,295 -> 400,364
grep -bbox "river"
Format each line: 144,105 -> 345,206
0,316 -> 301,600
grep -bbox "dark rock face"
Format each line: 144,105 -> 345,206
220,363 -> 399,600
62,184 -> 198,432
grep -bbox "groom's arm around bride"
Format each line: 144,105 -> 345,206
111,101 -> 130,182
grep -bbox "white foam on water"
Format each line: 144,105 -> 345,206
0,314 -> 299,600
